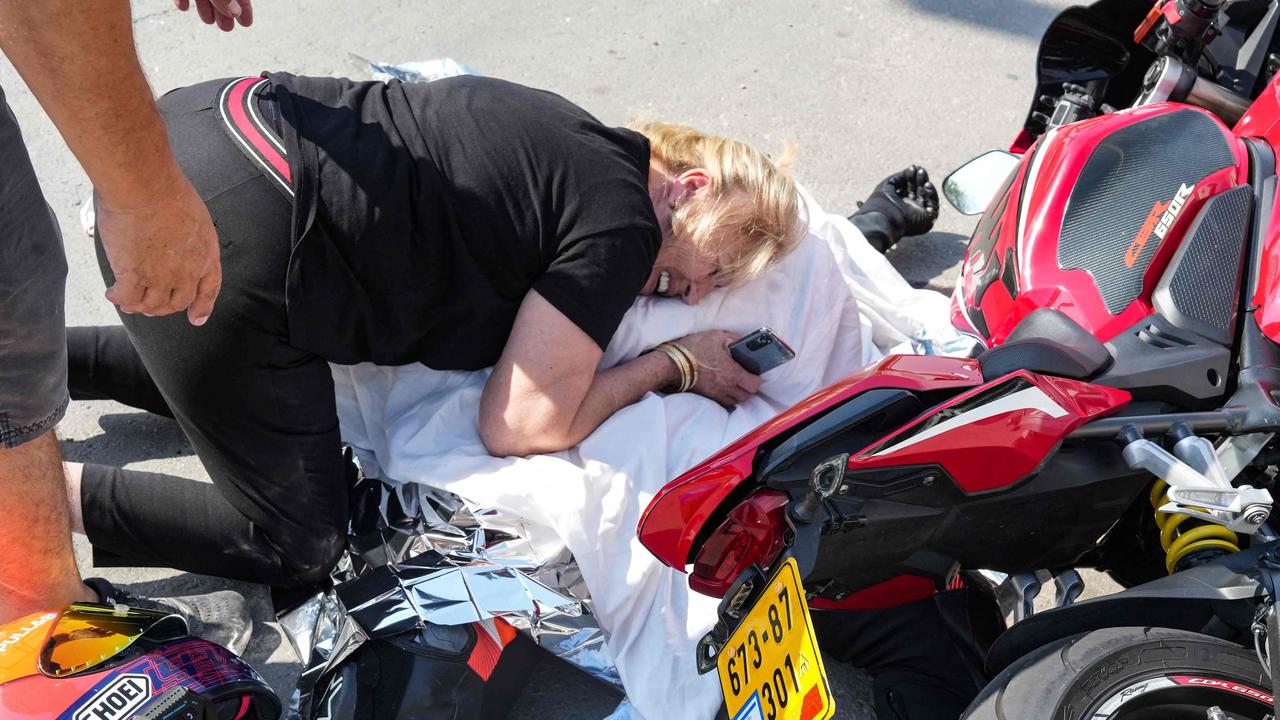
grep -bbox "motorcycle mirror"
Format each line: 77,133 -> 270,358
943,150 -> 1021,215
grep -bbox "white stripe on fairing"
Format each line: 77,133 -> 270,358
1017,127 -> 1056,254
870,386 -> 1069,457
956,134 -> 1051,342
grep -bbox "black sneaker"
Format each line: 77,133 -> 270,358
84,577 -> 253,656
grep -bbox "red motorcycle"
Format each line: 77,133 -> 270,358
638,1 -> 1280,717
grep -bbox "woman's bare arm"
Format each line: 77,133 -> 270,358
479,291 -> 679,457
480,290 -> 763,456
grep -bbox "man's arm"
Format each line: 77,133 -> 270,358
0,0 -> 222,324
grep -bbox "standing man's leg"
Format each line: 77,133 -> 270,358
0,90 -> 92,622
0,0 -> 253,626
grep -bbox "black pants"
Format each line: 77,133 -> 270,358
70,78 -> 346,587
812,587 -> 1000,719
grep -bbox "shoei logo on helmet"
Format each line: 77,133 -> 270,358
0,612 -> 55,655
73,673 -> 152,720
1125,182 -> 1195,268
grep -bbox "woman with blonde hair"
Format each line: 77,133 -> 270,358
63,74 -> 810,590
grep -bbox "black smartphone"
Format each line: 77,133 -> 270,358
729,327 -> 795,375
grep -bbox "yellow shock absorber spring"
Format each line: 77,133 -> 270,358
1150,479 -> 1241,575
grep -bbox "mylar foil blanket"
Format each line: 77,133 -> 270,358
279,476 -> 620,719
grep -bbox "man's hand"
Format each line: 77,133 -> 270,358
0,0 -> 232,326
96,175 -> 222,326
173,0 -> 253,32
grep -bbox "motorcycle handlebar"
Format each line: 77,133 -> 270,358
1187,73 -> 1252,125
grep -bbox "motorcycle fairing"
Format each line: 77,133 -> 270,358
1018,2 -> 1153,145
1240,72 -> 1280,345
636,355 -> 984,571
954,104 -> 1249,349
800,373 -> 1140,601
1058,109 -> 1236,313
852,371 -> 1130,493
640,355 -> 1135,613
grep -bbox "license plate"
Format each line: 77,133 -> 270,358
717,557 -> 834,720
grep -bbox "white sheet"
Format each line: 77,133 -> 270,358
331,194 -> 966,719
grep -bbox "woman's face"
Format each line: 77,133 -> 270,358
641,166 -> 729,305
640,233 -> 726,305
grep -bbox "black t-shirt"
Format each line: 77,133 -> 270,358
264,73 -> 661,370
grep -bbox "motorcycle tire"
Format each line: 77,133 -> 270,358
962,627 -> 1274,719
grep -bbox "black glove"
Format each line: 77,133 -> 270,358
849,165 -> 940,253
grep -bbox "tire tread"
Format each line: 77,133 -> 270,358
963,627 -> 1267,719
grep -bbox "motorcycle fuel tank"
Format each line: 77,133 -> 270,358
953,103 -> 1248,348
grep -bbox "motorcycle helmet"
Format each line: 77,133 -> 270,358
0,602 -> 279,720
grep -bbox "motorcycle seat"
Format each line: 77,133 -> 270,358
978,308 -> 1113,381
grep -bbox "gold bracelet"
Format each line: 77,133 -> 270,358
671,343 -> 694,393
655,342 -> 694,393
668,341 -> 699,391
660,340 -> 691,392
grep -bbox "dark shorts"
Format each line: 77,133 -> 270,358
0,85 -> 68,449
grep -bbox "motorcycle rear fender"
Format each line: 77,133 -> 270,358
640,354 -> 1130,594
985,541 -> 1280,675
637,355 -> 983,570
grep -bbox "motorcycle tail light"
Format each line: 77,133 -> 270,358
689,490 -> 790,597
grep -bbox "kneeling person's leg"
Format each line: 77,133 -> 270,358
79,80 -> 348,586
78,78 -> 350,584
80,186 -> 349,586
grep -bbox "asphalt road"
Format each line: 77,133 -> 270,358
1,1 -> 1082,717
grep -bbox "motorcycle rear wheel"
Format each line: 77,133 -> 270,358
963,627 -> 1273,719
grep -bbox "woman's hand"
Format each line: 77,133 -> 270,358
677,330 -> 763,408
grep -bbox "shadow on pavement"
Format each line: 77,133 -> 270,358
61,412 -> 194,466
885,230 -> 969,293
903,0 -> 1061,40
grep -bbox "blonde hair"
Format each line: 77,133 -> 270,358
633,121 -> 807,284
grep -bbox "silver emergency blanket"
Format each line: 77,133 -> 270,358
350,54 -> 480,84
279,476 -> 621,719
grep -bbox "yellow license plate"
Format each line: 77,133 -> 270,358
717,557 -> 834,720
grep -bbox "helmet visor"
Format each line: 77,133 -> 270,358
0,610 -> 58,685
38,602 -> 186,678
